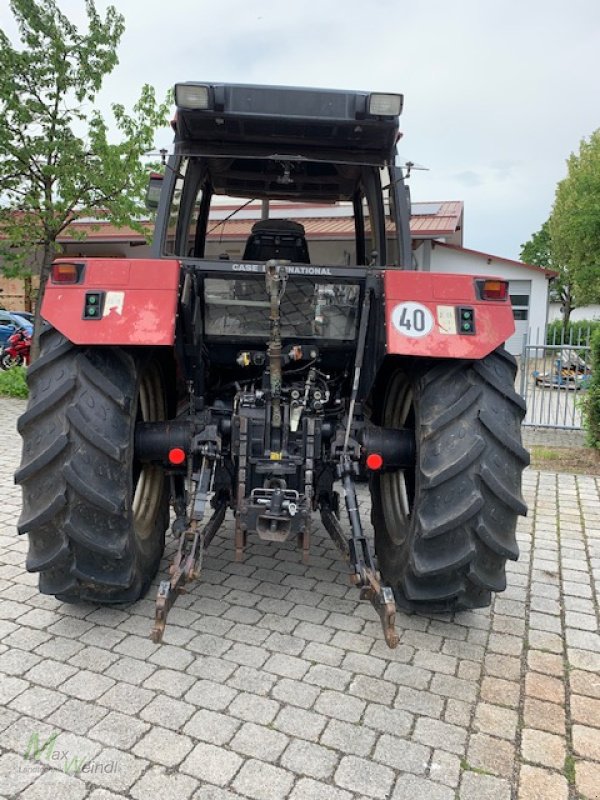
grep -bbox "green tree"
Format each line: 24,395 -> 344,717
0,0 -> 168,333
520,220 -> 575,325
549,129 -> 600,322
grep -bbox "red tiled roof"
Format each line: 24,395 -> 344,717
58,201 -> 464,242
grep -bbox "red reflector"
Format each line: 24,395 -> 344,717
366,453 -> 384,471
51,263 -> 81,284
168,448 -> 186,465
481,280 -> 508,301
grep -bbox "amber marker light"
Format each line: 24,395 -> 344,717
51,263 -> 83,284
479,279 -> 508,301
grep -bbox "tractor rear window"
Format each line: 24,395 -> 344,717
204,277 -> 359,340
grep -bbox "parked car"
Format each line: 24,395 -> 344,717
13,311 -> 34,324
0,311 -> 33,347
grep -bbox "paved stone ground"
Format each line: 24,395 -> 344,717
1,395 -> 600,800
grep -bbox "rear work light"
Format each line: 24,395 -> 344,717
477,279 -> 509,301
51,263 -> 83,284
175,83 -> 211,110
368,93 -> 403,117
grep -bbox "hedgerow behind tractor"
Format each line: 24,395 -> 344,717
17,82 -> 529,647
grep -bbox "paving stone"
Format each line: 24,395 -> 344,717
481,676 -> 521,708
68,646 -> 120,673
570,669 -> 600,700
444,698 -> 473,727
320,719 -> 377,757
84,748 -> 148,792
413,717 -> 467,755
527,650 -> 564,677
88,711 -> 150,750
183,708 -> 241,745
274,706 -> 328,742
573,723 -> 600,761
228,691 -> 280,725
184,679 -> 238,710
132,727 -> 194,767
349,674 -> 396,704
568,647 -> 600,673
97,682 -> 155,715
0,750 -> 40,795
61,670 -> 115,702
23,658 -> 78,689
525,673 -> 565,704
521,728 -> 566,768
271,677 -> 320,709
143,668 -> 196,698
518,764 -> 568,800
384,662 -> 431,689
362,703 -> 413,737
571,694 -> 600,728
139,693 -> 195,730
334,755 -> 394,798
232,758 -> 294,800
0,648 -> 42,675
230,721 -> 289,761
467,734 -> 515,778
182,741 -> 243,786
394,685 -> 444,717
227,665 -> 277,697
428,749 -> 461,788
391,774 -> 455,800
373,734 -> 430,774
460,771 -> 511,800
281,738 -> 339,779
314,690 -> 365,722
130,765 -> 198,800
289,777 -> 352,800
17,768 -> 88,800
9,685 -> 66,718
523,698 -> 566,735
263,653 -> 310,680
104,657 -> 157,684
575,760 -> 600,800
474,703 -> 518,740
431,673 -> 477,703
0,675 -> 29,706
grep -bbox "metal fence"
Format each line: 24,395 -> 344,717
518,327 -> 593,429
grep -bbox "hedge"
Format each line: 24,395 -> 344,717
546,319 -> 600,346
584,329 -> 600,449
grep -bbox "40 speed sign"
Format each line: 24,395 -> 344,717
391,302 -> 434,338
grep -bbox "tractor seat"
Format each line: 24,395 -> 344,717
243,219 -> 310,263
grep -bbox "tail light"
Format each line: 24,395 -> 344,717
477,279 -> 508,301
51,262 -> 83,284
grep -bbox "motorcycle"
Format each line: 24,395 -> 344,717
1,327 -> 31,369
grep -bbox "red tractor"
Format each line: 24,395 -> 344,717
17,83 -> 528,647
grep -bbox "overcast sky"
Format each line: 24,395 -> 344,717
2,0 -> 599,260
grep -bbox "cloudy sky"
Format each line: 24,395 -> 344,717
2,0 -> 599,260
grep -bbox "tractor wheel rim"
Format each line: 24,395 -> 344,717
132,367 -> 165,540
381,375 -> 415,539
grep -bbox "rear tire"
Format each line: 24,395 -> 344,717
370,347 -> 529,612
16,327 -> 169,603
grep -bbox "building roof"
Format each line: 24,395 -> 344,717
433,242 -> 558,278
57,200 -> 465,244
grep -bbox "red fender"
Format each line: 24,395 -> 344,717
42,259 -> 181,346
384,271 -> 514,360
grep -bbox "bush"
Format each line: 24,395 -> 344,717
546,319 -> 600,346
584,329 -> 600,449
0,366 -> 28,398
